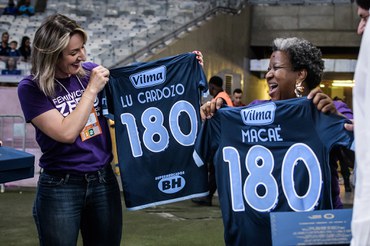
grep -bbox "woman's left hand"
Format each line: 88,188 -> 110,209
200,98 -> 224,121
192,50 -> 204,66
307,87 -> 338,114
308,87 -> 354,132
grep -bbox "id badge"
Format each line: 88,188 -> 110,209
80,108 -> 102,141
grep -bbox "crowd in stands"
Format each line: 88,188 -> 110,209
3,0 -> 34,16
0,0 -> 243,78
0,0 -> 221,75
0,0 -> 34,77
0,30 -> 31,76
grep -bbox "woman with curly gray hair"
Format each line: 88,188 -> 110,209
200,37 -> 336,119
267,37 -> 325,100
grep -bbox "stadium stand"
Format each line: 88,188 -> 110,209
0,0 -> 240,76
0,0 -> 353,77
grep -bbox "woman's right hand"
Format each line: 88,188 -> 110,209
85,65 -> 110,95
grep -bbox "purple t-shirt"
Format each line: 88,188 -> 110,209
333,100 -> 353,119
17,62 -> 112,173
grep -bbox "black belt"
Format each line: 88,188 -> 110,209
41,164 -> 111,178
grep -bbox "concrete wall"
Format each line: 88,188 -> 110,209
250,4 -> 361,47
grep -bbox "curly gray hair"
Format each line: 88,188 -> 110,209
272,37 -> 324,90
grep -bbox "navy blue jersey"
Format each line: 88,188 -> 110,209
193,97 -> 354,246
105,53 -> 209,210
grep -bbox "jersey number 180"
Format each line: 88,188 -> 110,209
223,143 -> 322,212
120,100 -> 198,157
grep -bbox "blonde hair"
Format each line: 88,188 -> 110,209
31,14 -> 88,97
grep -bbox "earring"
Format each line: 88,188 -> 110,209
294,82 -> 304,98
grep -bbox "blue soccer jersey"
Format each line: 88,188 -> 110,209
105,53 -> 209,210
193,97 -> 354,246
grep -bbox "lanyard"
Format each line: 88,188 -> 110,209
54,76 -> 86,103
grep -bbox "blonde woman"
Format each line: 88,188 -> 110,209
17,14 -> 122,245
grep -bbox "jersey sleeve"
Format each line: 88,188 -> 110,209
312,103 -> 354,151
193,113 -> 221,167
101,82 -> 114,120
193,54 -> 208,94
172,52 -> 208,94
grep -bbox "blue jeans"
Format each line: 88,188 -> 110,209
33,165 -> 123,246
